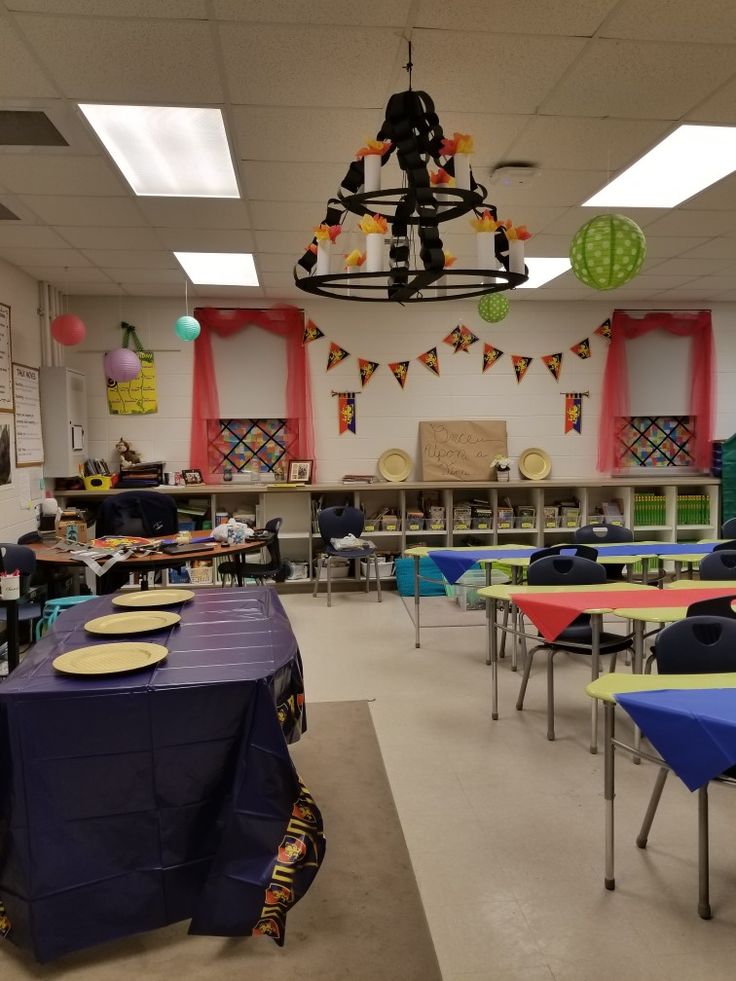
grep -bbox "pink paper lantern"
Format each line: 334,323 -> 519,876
105,348 -> 141,382
50,313 -> 86,346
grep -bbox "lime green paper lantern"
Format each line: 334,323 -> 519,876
570,214 -> 646,291
478,293 -> 509,323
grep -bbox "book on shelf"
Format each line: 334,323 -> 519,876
342,474 -> 375,483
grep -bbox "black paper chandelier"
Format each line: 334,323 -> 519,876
294,44 -> 529,304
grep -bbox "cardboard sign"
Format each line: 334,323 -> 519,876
419,420 -> 507,481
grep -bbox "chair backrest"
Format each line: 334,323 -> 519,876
317,506 -> 364,544
655,616 -> 736,674
721,518 -> 736,538
699,551 -> 736,580
0,543 -> 36,576
96,491 -> 178,537
574,523 -> 634,545
17,531 -> 41,545
263,517 -> 282,566
530,544 -> 598,564
686,595 -> 736,619
712,540 -> 736,553
527,554 -> 606,587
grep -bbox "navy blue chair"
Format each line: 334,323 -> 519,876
516,555 -> 633,741
720,518 -> 736,538
0,543 -> 44,642
530,544 -> 598,564
638,616 -> 736,919
711,540 -> 736,553
218,518 -> 287,586
575,523 -> 634,580
313,506 -> 382,607
698,551 -> 736,580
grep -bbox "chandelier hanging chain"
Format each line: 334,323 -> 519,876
403,38 -> 413,90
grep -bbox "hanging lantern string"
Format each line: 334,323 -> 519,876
185,277 -> 189,317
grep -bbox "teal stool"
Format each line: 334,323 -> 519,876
35,595 -> 96,641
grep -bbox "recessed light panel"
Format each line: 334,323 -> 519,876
583,124 -> 736,208
174,252 -> 259,286
516,257 -> 571,288
78,104 -> 239,198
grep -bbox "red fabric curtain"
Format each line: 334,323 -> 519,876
190,306 -> 315,483
597,309 -> 714,473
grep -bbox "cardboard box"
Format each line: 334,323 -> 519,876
56,512 -> 88,544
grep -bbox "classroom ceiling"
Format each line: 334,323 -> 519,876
0,0 -> 736,303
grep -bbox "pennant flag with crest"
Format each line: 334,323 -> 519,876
417,347 -> 440,375
443,326 -> 464,351
456,325 -> 479,352
571,338 -> 591,359
512,355 -> 532,383
542,353 -> 562,381
482,343 -> 504,372
594,318 -> 612,341
358,358 -> 379,386
302,319 -> 324,344
327,342 -> 350,370
389,361 -> 410,388
332,391 -> 357,434
564,391 -> 589,434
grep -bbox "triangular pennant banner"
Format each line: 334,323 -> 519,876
417,347 -> 440,375
512,355 -> 532,383
571,337 -> 591,359
303,319 -> 324,344
358,358 -> 379,386
594,318 -> 612,341
443,326 -> 464,351
482,343 -> 504,372
327,342 -> 350,370
456,325 -> 479,353
542,353 -> 563,381
389,361 -> 409,388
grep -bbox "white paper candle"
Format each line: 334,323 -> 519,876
454,153 -> 471,190
508,239 -> 525,274
366,233 -> 383,273
476,231 -> 494,269
316,240 -> 330,276
364,154 -> 381,193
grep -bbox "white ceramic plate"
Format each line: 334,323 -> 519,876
84,610 -> 181,635
53,642 -> 168,676
378,448 -> 412,483
518,447 -> 552,481
112,588 -> 194,608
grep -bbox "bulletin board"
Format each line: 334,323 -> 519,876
420,420 -> 507,481
0,304 -> 13,413
12,362 -> 44,466
106,350 -> 158,415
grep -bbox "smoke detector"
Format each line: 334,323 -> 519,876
489,164 -> 539,187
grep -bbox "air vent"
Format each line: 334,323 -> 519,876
0,203 -> 20,221
0,111 -> 68,147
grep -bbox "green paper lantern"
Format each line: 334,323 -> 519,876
175,315 -> 201,341
570,214 -> 646,291
478,293 -> 509,323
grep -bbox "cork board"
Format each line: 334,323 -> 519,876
419,420 -> 507,481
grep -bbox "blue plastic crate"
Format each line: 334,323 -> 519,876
394,557 -> 447,596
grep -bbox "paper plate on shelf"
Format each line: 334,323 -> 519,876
378,449 -> 412,483
84,610 -> 181,635
112,588 -> 194,609
518,448 -> 552,481
52,642 -> 168,676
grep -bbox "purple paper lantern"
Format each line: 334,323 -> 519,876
105,347 -> 141,382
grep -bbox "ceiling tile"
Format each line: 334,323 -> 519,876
263,286 -> 303,300
406,31 -> 586,114
641,237 -> 711,258
645,210 -> 736,237
101,282 -> 185,296
80,249 -> 178,269
56,225 -> 165,250
254,229 -> 312,254
680,238 -> 736,259
256,253 -> 297,274
653,287 -> 725,300
0,20 -> 57,98
250,201 -> 326,232
527,235 -> 578,257
25,265 -> 113,283
679,172 -> 736,212
0,153 -> 126,195
214,0 -> 410,25
155,228 -> 254,251
602,0 -> 736,43
0,245 -> 91,266
0,223 -> 67,246
684,274 -> 736,291
490,170 -> 606,208
551,207 -> 669,236
99,267 -> 186,285
688,77 -> 736,124
15,14 -> 223,101
220,23 -> 401,107
7,1 -> 207,14
19,195 -> 146,226
645,257 -> 734,277
67,282 -> 126,294
136,198 -> 252,230
259,272 -> 300,290
241,161 -> 344,204
540,39 -> 736,119
414,0 -> 616,34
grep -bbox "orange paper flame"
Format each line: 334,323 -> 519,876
358,213 -> 388,235
430,167 -> 455,186
470,209 -> 501,233
313,223 -> 342,243
443,250 -> 456,268
440,132 -> 474,156
505,223 -> 532,241
344,249 -> 366,269
356,139 -> 392,158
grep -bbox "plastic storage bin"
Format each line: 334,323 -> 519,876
394,557 -> 447,596
359,558 -> 395,579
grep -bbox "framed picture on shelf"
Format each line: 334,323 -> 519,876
182,468 -> 204,485
288,459 -> 313,484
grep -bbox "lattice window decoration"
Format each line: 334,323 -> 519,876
207,419 -> 296,474
616,416 -> 695,469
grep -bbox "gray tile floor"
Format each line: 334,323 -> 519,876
284,591 -> 736,981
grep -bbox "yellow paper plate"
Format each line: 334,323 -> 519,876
112,588 -> 195,609
518,447 -> 552,481
84,610 -> 181,635
378,448 -> 412,483
53,642 -> 168,676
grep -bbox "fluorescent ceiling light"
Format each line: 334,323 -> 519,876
583,124 -> 736,208
517,257 -> 571,288
78,104 -> 239,198
174,252 -> 259,286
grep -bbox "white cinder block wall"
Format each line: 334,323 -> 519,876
66,295 -> 736,484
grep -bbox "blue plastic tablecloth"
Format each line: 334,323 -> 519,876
617,687 -> 736,791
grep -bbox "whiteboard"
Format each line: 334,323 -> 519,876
13,363 -> 44,466
0,304 -> 12,413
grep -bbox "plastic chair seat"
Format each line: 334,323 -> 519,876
551,627 -> 632,653
0,603 -> 42,622
323,545 -> 375,559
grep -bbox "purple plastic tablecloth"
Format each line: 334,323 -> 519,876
0,587 -> 325,961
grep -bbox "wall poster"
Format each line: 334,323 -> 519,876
0,304 -> 13,413
13,362 -> 44,466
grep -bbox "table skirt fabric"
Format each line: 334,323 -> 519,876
0,587 -> 325,961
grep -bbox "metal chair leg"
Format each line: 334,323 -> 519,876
516,645 -> 539,711
636,767 -> 669,848
499,602 -> 510,659
312,555 -> 323,597
365,558 -> 370,592
546,651 -> 556,741
698,784 -> 712,919
374,554 -> 382,602
327,556 -> 332,607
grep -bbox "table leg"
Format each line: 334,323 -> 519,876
140,572 -> 149,591
490,597 -> 498,721
414,554 -> 421,649
590,613 -> 602,754
604,701 -> 616,890
674,560 -> 682,580
484,563 -> 492,666
631,620 -> 645,762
